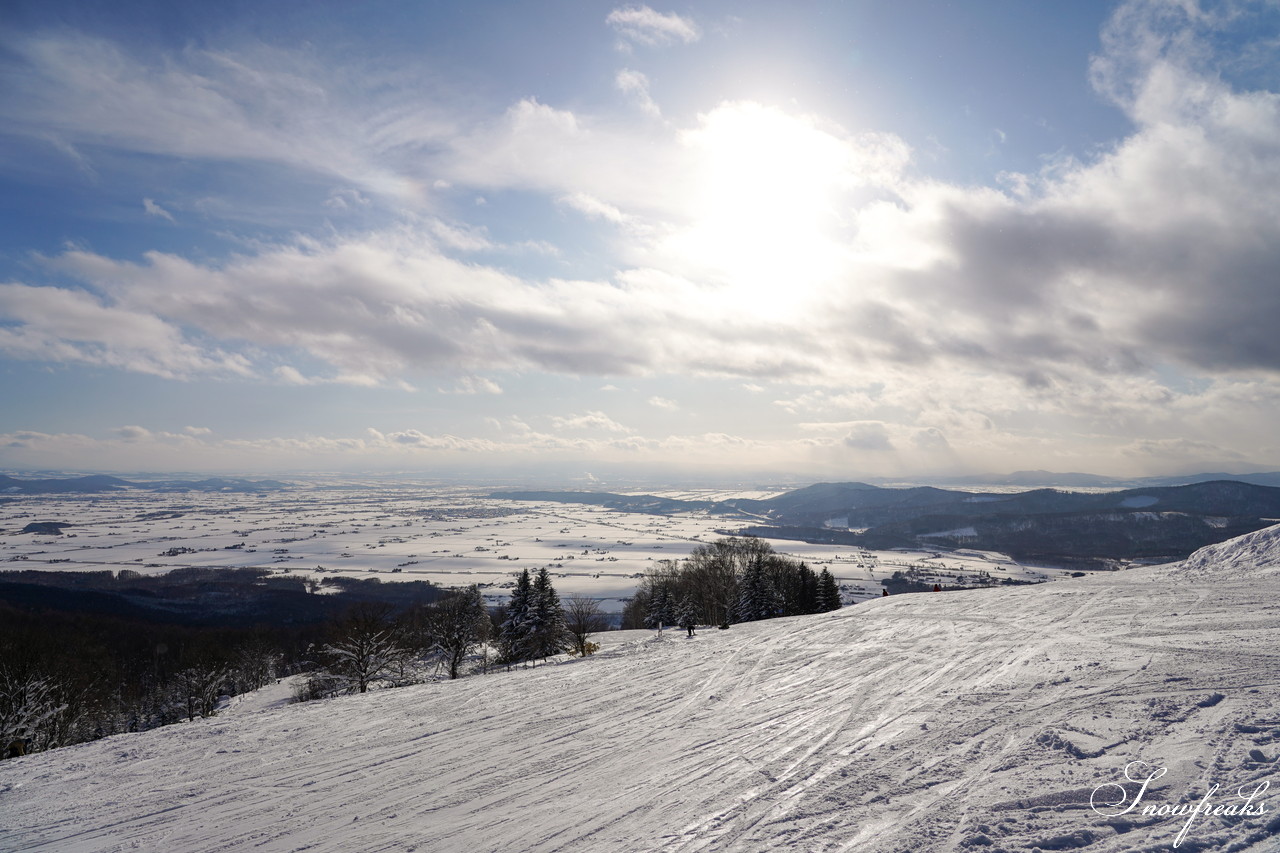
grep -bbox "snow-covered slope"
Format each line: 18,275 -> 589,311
4,529 -> 1280,852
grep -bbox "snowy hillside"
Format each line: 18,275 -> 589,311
4,529 -> 1280,852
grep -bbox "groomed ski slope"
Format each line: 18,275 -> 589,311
4,528 -> 1280,852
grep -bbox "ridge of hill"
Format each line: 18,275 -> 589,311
4,527 -> 1279,852
0,474 -> 292,494
498,480 -> 1280,565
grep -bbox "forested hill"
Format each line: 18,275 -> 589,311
497,480 -> 1280,566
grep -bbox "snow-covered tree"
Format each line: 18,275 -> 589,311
320,604 -> 411,694
172,663 -> 229,721
646,584 -> 678,629
231,638 -> 281,694
676,596 -> 699,637
427,585 -> 491,679
0,669 -> 66,755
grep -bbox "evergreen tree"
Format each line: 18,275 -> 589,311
801,564 -> 819,614
778,562 -> 819,616
499,569 -> 533,663
736,559 -> 780,622
646,584 -> 678,629
527,568 -> 567,660
675,596 -> 699,637
816,568 -> 842,612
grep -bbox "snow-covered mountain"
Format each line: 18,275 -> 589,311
4,528 -> 1280,852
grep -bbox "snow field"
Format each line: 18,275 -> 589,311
0,489 -> 1073,612
3,526 -> 1280,851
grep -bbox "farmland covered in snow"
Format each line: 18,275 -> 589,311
0,487 -> 1069,612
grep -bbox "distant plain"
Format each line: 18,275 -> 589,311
0,485 -> 1076,612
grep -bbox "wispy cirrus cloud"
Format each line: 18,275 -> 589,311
142,198 -> 175,221
615,68 -> 661,117
606,6 -> 700,48
0,32 -> 453,202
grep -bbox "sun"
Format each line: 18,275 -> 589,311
665,102 -> 855,316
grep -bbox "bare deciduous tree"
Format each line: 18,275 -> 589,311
0,668 -> 67,755
564,595 -> 608,656
425,586 -> 491,679
173,663 -> 229,721
320,604 -> 410,694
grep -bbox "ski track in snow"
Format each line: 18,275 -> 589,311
5,530 -> 1280,852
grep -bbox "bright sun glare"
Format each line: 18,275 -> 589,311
670,103 -> 853,316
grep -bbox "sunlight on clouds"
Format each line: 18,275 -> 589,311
4,1 -> 1280,476
662,103 -> 905,318
673,104 -> 849,312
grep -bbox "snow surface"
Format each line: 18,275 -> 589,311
4,528 -> 1280,852
0,489 -> 1070,611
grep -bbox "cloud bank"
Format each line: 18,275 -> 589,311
2,1 -> 1279,475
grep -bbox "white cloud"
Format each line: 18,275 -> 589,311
551,411 -> 631,433
383,429 -> 492,451
0,33 -> 453,203
648,396 -> 678,410
115,425 -> 152,441
442,376 -> 503,395
427,218 -> 494,252
606,6 -> 700,48
558,192 -> 636,227
324,188 -> 371,210
5,4 -> 1280,474
615,69 -> 661,117
0,282 -> 252,379
275,365 -> 312,385
142,198 -> 175,221
841,421 -> 894,452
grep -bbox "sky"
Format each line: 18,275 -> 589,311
2,0 -> 1280,481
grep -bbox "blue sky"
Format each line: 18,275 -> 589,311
2,0 -> 1280,480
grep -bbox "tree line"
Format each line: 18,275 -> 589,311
4,538 -> 840,759
296,568 -> 609,700
0,602 -> 310,758
621,536 -> 841,630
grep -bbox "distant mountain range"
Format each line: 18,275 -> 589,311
867,469 -> 1280,488
0,474 -> 292,494
494,478 -> 1280,567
